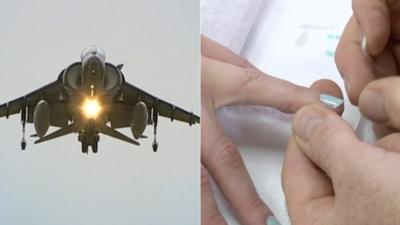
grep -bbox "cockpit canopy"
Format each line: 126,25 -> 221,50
80,45 -> 106,63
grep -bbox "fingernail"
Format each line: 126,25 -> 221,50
294,105 -> 324,141
320,94 -> 343,109
361,33 -> 368,55
266,216 -> 281,225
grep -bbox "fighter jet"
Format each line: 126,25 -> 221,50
0,46 -> 199,153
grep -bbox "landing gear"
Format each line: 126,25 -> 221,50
81,141 -> 89,154
21,138 -> 26,150
152,109 -> 159,152
152,139 -> 158,152
20,105 -> 27,151
79,132 -> 99,154
92,141 -> 98,153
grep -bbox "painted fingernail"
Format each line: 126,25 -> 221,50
361,33 -> 368,55
320,94 -> 343,109
266,216 -> 281,225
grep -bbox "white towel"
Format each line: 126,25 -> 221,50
201,0 -> 263,54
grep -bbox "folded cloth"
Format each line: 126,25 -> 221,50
200,0 -> 263,54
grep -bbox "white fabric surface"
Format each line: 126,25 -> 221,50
201,0 -> 376,224
201,0 -> 263,54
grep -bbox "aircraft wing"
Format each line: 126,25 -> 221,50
119,82 -> 200,125
0,80 -> 63,119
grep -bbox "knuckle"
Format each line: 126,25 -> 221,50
244,67 -> 263,83
242,68 -> 263,89
238,68 -> 264,103
237,57 -> 252,68
280,97 -> 301,113
242,194 -> 265,213
212,136 -> 243,171
367,1 -> 386,14
203,211 -> 226,225
286,85 -> 310,112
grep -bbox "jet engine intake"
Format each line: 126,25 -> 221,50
131,101 -> 148,139
33,100 -> 50,138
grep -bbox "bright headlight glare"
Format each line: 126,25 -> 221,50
82,98 -> 102,119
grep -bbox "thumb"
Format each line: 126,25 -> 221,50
284,104 -> 362,225
291,104 -> 362,180
283,137 -> 336,225
352,0 -> 391,55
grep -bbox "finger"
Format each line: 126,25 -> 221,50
310,79 -> 344,115
201,165 -> 227,225
310,79 -> 343,99
201,35 -> 253,68
375,133 -> 400,153
292,104 -> 362,178
359,76 -> 400,129
202,56 -> 343,112
352,0 -> 391,55
373,123 -> 394,138
283,138 -> 335,225
201,106 -> 271,225
335,16 -> 375,105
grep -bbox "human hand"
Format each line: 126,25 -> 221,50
283,99 -> 400,225
336,0 -> 400,105
201,36 -> 343,225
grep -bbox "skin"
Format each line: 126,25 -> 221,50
283,97 -> 400,225
284,1 -> 400,224
336,0 -> 400,106
201,36 -> 343,225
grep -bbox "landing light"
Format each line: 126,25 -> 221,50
82,98 -> 102,119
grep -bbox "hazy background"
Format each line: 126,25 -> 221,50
0,1 -> 199,224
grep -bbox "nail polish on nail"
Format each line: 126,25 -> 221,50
266,216 -> 281,225
320,94 -> 343,109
